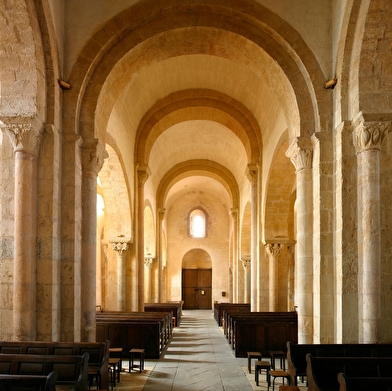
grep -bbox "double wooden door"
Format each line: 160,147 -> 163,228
182,268 -> 212,309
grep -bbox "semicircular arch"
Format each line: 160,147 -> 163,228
136,89 -> 261,166
65,0 -> 328,150
157,159 -> 239,209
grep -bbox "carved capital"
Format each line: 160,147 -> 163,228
245,164 -> 259,186
230,208 -> 238,220
264,242 -> 284,257
109,236 -> 131,254
241,257 -> 251,269
0,116 -> 42,155
158,208 -> 166,221
82,139 -> 108,175
144,257 -> 155,268
137,165 -> 151,187
286,137 -> 313,172
353,117 -> 390,153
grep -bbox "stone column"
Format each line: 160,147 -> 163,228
81,140 -> 107,341
2,117 -> 41,340
353,114 -> 390,343
246,164 -> 259,311
110,236 -> 131,311
137,166 -> 150,311
144,256 -> 155,303
230,208 -> 239,302
241,258 -> 251,303
286,137 -> 313,343
287,243 -> 296,311
265,242 -> 283,311
158,208 -> 165,302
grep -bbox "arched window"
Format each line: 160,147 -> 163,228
189,209 -> 207,238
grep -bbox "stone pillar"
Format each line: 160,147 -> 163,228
110,236 -> 131,311
158,208 -> 165,302
137,166 -> 150,311
230,208 -> 239,302
287,243 -> 296,311
81,140 -> 107,341
2,118 -> 41,340
286,137 -> 313,343
353,114 -> 390,343
246,164 -> 259,311
144,256 -> 154,303
241,258 -> 251,303
265,242 -> 283,311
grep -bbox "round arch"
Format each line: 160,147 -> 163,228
156,159 -> 240,210
64,0 -> 329,152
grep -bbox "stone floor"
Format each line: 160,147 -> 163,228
109,309 -> 307,391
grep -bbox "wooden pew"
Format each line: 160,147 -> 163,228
306,354 -> 392,391
0,353 -> 89,391
223,312 -> 298,357
0,340 -> 109,391
144,302 -> 183,327
213,302 -> 250,326
96,311 -> 172,358
96,311 -> 172,347
338,372 -> 392,391
0,372 -> 58,391
287,341 -> 392,386
225,312 -> 297,357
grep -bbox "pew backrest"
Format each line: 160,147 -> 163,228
0,353 -> 89,391
0,372 -> 58,391
338,372 -> 392,391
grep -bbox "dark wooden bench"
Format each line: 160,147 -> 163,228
306,354 -> 392,391
0,372 -> 58,391
225,312 -> 297,356
0,340 -> 109,391
287,341 -> 392,386
213,302 -> 250,326
97,311 -> 172,344
0,353 -> 89,391
144,302 -> 183,327
223,312 -> 298,357
96,311 -> 172,358
337,372 -> 392,391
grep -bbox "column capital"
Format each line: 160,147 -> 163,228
230,208 -> 238,219
144,257 -> 155,268
0,116 -> 42,155
82,139 -> 108,175
245,164 -> 259,186
109,235 -> 131,254
264,241 -> 284,257
137,165 -> 151,187
241,257 -> 251,269
158,208 -> 166,220
352,112 -> 391,153
286,137 -> 313,172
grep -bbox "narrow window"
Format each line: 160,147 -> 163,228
189,209 -> 206,238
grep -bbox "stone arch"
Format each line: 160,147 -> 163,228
156,160 -> 239,210
135,89 -> 261,166
264,132 -> 296,241
182,249 -> 212,269
64,0 -> 329,152
357,0 -> 392,116
98,144 -> 132,238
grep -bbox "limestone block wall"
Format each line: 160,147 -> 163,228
166,190 -> 230,305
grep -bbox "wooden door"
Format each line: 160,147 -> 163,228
182,269 -> 212,309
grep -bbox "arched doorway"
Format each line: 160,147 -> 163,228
182,249 -> 212,309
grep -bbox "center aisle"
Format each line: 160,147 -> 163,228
142,309 -> 253,391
